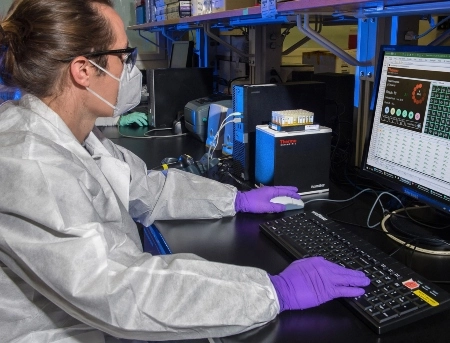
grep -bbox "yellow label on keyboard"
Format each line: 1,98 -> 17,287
413,290 -> 439,307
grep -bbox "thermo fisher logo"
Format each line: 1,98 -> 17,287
279,139 -> 297,146
311,184 -> 325,189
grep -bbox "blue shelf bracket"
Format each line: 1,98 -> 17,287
356,17 -> 377,86
229,15 -> 290,26
196,27 -> 209,68
354,17 -> 378,166
360,2 -> 450,18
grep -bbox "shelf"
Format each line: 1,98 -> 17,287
128,0 -> 450,31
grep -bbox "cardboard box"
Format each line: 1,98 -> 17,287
190,0 -> 203,16
167,1 -> 191,15
211,0 -> 256,13
302,50 -> 357,74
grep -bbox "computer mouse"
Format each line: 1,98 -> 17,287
270,196 -> 304,211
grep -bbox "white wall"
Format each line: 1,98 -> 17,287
282,24 -> 358,65
0,1 -> 13,16
113,0 -> 167,69
113,0 -> 159,54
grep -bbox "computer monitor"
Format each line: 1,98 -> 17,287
361,45 -> 450,253
169,41 -> 193,68
146,68 -> 214,129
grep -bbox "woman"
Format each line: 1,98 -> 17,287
0,1 -> 369,342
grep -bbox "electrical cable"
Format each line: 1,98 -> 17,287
388,210 -> 450,247
228,76 -> 249,94
304,188 -> 389,227
316,180 -> 450,255
144,127 -> 187,138
223,171 -> 253,191
365,191 -> 404,228
388,236 -> 420,257
305,188 -> 409,231
316,188 -> 450,260
412,15 -> 450,40
117,126 -> 187,139
206,112 -> 241,168
380,208 -> 450,255
390,205 -> 450,230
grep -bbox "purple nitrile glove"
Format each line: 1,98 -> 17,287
268,256 -> 370,312
234,186 -> 300,213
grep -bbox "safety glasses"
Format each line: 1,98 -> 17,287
82,47 -> 137,70
62,47 -> 138,70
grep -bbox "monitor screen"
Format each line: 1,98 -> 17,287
169,41 -> 193,68
361,45 -> 450,215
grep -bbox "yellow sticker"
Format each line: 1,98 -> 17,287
413,290 -> 439,307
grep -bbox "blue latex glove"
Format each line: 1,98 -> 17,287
234,186 -> 300,213
118,112 -> 148,126
269,257 -> 370,312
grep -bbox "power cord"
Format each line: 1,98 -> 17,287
144,127 -> 187,139
117,126 -> 187,139
303,188 -> 403,228
390,206 -> 450,230
228,76 -> 249,94
380,208 -> 450,255
206,111 -> 242,168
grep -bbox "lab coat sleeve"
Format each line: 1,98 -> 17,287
147,168 -> 238,223
0,154 -> 279,341
93,128 -> 238,227
129,165 -> 239,227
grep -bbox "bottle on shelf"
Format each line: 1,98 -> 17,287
145,0 -> 156,23
203,0 -> 212,14
135,0 -> 145,25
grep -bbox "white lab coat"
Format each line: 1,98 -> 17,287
0,95 -> 279,343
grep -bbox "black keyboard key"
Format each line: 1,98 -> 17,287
371,279 -> 385,288
396,302 -> 418,316
355,297 -> 373,310
386,299 -> 400,309
374,309 -> 399,323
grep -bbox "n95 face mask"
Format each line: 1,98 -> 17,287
86,59 -> 142,117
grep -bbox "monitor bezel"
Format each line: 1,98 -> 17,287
361,44 -> 450,215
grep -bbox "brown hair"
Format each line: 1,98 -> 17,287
0,0 -> 116,98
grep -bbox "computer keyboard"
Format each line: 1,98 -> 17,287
259,210 -> 450,334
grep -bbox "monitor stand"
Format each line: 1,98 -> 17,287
381,207 -> 450,255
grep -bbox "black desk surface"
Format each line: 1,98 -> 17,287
103,126 -> 450,343
101,126 -> 208,170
